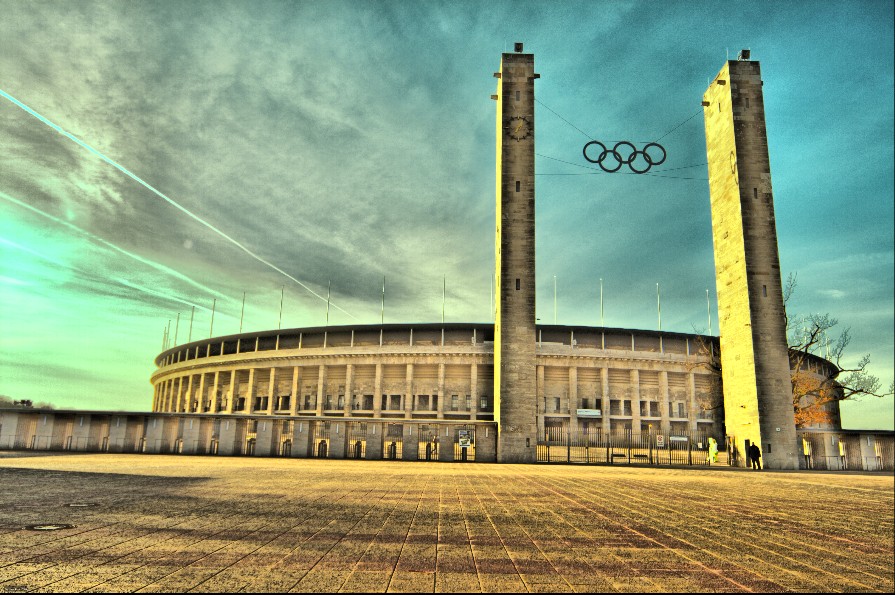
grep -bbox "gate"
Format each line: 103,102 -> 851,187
383,423 -> 403,460
418,424 -> 438,461
312,421 -> 329,458
537,428 -> 714,467
347,422 -> 367,459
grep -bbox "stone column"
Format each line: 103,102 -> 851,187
186,375 -> 194,412
470,364 -> 479,420
247,368 -> 256,414
289,367 -> 300,415
344,364 -> 354,416
630,369 -> 641,433
568,366 -> 578,434
267,367 -> 276,414
373,364 -> 382,417
601,368 -> 611,433
405,364 -> 413,419
210,371 -> 220,413
659,370 -> 671,434
536,365 -> 545,434
175,377 -> 184,413
436,363 -> 445,419
198,373 -> 207,412
225,370 -> 236,414
316,365 -> 326,416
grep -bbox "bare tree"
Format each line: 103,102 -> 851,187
685,332 -> 723,416
784,273 -> 893,427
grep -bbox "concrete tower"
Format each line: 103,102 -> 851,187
493,43 -> 538,463
703,54 -> 799,469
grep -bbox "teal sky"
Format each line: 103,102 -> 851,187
1,0 -> 892,429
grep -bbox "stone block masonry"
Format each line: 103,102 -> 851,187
703,58 -> 799,469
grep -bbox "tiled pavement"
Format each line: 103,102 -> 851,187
0,452 -> 892,592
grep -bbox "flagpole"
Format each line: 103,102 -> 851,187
173,312 -> 180,345
381,276 -> 385,325
278,285 -> 284,330
553,275 -> 557,324
326,280 -> 331,326
162,325 -> 168,351
209,299 -> 216,338
188,305 -> 195,342
442,276 -> 446,324
239,291 -> 246,333
165,319 -> 171,350
657,282 -> 662,332
599,278 -> 604,327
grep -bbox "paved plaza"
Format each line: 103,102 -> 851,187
0,452 -> 892,593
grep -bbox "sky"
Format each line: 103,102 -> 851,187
1,0 -> 892,429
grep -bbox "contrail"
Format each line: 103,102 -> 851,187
0,236 -> 206,310
1,190 -> 229,302
0,88 -> 357,320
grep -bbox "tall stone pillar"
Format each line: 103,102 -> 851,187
186,375 -> 194,412
687,373 -> 698,434
437,363 -> 445,420
493,42 -> 539,462
600,368 -> 611,434
210,371 -> 220,413
703,55 -> 799,469
266,367 -> 276,414
289,367 -> 300,415
470,364 -> 479,419
373,364 -> 382,417
344,364 -> 354,416
659,371 -> 671,435
630,369 -> 641,432
198,374 -> 207,412
225,370 -> 236,414
315,365 -> 326,416
536,364 -> 545,435
175,377 -> 184,413
404,364 -> 413,419
246,368 -> 256,414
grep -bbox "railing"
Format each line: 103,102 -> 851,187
537,428 -> 716,466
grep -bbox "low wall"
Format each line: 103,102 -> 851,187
0,409 -> 497,463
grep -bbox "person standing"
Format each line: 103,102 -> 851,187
748,443 -> 762,470
707,437 -> 719,464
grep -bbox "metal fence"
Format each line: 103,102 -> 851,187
383,423 -> 403,460
537,427 -> 719,466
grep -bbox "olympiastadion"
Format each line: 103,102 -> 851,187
2,46 -> 892,471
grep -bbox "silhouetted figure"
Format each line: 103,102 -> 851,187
748,443 -> 761,469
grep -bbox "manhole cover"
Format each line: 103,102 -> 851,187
64,503 -> 98,508
24,524 -> 75,531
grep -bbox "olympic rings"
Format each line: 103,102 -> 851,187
582,140 -> 667,174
